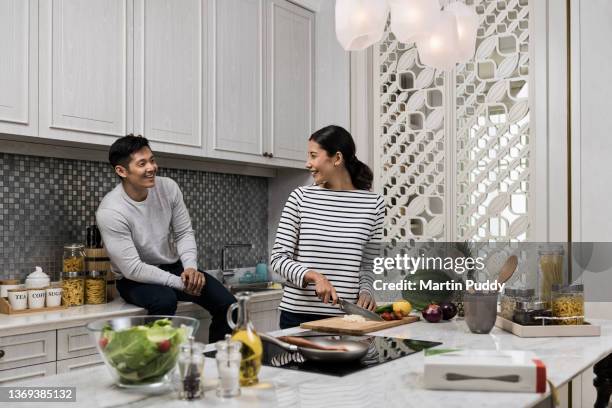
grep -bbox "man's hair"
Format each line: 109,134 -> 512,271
109,134 -> 151,168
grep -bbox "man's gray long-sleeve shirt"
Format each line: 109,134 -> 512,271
96,177 -> 197,290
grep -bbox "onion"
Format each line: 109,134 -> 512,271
422,303 -> 443,323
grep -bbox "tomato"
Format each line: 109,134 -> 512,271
157,339 -> 171,353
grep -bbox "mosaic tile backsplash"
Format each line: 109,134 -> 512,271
0,152 -> 268,282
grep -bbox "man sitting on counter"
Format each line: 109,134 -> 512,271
96,134 -> 236,343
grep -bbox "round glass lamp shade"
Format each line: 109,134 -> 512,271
416,10 -> 459,71
446,1 -> 479,62
389,0 -> 441,43
335,0 -> 389,51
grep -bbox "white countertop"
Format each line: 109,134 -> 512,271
0,290 -> 283,336
6,318 -> 612,408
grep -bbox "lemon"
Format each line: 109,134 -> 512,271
393,300 -> 412,317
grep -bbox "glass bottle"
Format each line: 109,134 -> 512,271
538,244 -> 564,304
215,334 -> 242,398
226,292 -> 263,386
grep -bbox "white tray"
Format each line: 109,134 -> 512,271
495,316 -> 601,337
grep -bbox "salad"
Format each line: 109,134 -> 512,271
98,318 -> 187,384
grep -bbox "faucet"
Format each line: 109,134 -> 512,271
220,243 -> 253,284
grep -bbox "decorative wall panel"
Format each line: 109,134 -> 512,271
377,0 -> 531,243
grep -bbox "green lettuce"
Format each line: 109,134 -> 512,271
101,319 -> 187,384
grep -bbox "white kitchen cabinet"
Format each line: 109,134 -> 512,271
38,0 -> 130,145
0,0 -> 38,137
207,0 -> 267,163
56,354 -> 103,374
57,326 -> 98,360
0,362 -> 56,384
266,0 -> 314,163
0,330 -> 56,371
133,0 -> 207,156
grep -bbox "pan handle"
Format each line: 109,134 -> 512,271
259,333 -> 299,353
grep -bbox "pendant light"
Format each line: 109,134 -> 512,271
446,1 -> 479,62
389,0 -> 441,43
335,0 -> 389,51
415,10 -> 460,71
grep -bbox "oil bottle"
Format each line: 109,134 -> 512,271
226,292 -> 262,386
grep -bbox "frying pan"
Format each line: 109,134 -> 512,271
259,333 -> 369,363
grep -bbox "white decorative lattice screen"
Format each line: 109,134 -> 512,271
377,0 -> 531,243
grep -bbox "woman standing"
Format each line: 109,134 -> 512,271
271,125 -> 385,329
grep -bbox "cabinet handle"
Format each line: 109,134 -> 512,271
0,349 -> 4,359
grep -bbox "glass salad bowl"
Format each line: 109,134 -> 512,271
87,315 -> 199,389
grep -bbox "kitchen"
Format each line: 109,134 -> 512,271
1,0 -> 612,407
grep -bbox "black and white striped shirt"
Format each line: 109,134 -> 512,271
270,185 -> 385,316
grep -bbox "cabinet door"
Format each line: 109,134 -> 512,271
0,362 -> 56,384
266,0 -> 313,163
208,0 -> 267,162
57,326 -> 97,360
0,331 -> 56,371
133,0 -> 206,156
56,354 -> 103,374
0,0 -> 37,137
39,0 -> 129,145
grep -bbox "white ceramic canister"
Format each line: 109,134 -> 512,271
28,287 -> 47,309
0,279 -> 22,298
25,266 -> 51,289
46,286 -> 63,307
8,288 -> 28,310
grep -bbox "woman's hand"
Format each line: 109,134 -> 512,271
305,270 -> 338,305
357,291 -> 376,311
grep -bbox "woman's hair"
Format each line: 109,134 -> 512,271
309,125 -> 373,190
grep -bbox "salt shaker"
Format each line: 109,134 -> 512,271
177,337 -> 205,400
215,334 -> 242,398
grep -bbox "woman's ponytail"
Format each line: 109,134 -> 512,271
309,125 -> 374,190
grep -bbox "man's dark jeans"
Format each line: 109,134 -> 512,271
116,261 -> 236,343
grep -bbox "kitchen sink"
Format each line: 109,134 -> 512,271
225,282 -> 281,294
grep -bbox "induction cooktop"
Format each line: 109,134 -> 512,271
205,332 -> 441,377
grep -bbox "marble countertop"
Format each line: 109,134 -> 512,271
6,318 -> 612,408
0,290 -> 282,336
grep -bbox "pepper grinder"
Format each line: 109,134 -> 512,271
177,336 -> 205,400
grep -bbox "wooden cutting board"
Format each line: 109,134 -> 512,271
300,315 -> 419,335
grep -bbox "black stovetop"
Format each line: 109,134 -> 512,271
206,332 -> 441,377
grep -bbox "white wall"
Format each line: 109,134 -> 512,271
570,0 -> 612,315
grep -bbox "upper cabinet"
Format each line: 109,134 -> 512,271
266,0 -> 314,163
133,0 -> 206,156
1,0 -> 348,170
0,0 -> 38,137
208,0 -> 266,163
39,0 -> 129,144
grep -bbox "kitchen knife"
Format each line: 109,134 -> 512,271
338,298 -> 384,321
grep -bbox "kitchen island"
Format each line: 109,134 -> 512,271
4,318 -> 611,408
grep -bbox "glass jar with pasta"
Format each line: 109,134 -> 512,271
552,283 -> 584,325
61,271 -> 84,306
538,245 -> 564,304
63,244 -> 86,273
85,270 -> 107,305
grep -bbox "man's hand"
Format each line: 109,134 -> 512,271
181,268 -> 205,295
305,270 -> 338,305
357,291 -> 376,311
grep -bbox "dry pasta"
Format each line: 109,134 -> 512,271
552,295 -> 584,325
85,278 -> 106,304
63,256 -> 85,273
62,278 -> 84,306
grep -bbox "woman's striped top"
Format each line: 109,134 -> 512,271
270,185 -> 385,316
